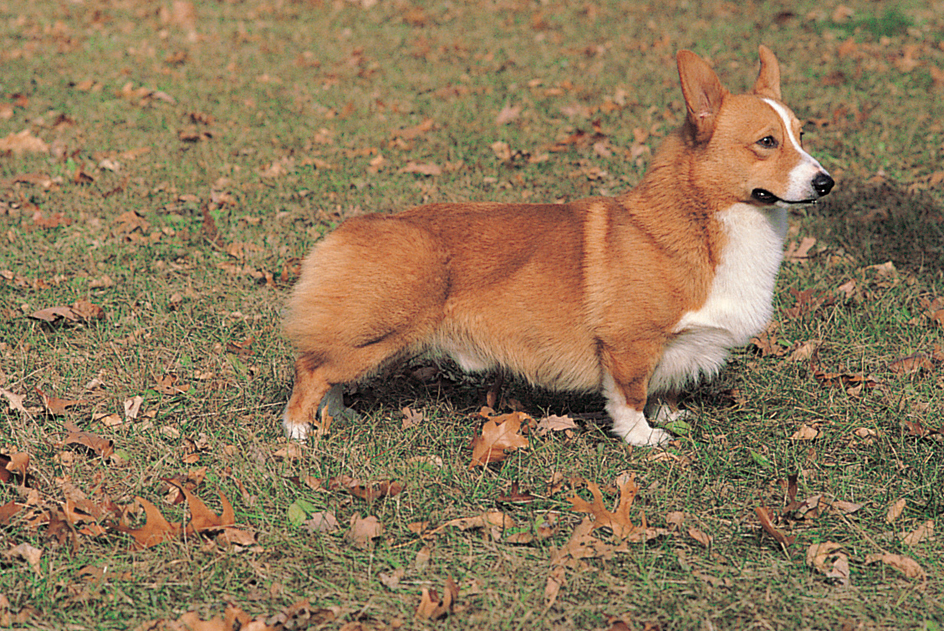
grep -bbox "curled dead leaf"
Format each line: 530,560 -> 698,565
865,553 -> 926,580
806,542 -> 851,587
415,577 -> 458,620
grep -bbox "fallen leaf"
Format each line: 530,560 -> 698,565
5,543 -> 42,573
304,511 -> 340,534
379,567 -> 405,591
789,424 -> 820,441
688,527 -> 712,548
900,519 -> 934,546
496,481 -> 537,503
806,542 -> 851,587
865,553 -> 926,580
347,480 -> 404,502
0,389 -> 29,416
123,395 -> 144,421
755,506 -> 795,550
0,129 -> 48,154
886,498 -> 906,524
469,411 -> 530,467
784,236 -> 817,263
495,105 -> 522,125
64,421 -> 114,458
568,474 -> 662,541
0,500 -> 20,524
399,162 -> 441,176
29,300 -> 105,324
348,514 -> 383,548
535,414 -> 578,436
401,406 -> 425,430
1,452 -> 29,484
415,577 -> 458,620
116,497 -> 181,549
34,387 -> 85,415
888,353 -> 933,376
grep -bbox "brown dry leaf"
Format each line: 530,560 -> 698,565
888,353 -> 933,376
535,414 -> 578,436
1,452 -> 29,483
437,510 -> 516,535
166,481 -> 235,534
789,424 -> 820,441
688,527 -> 712,549
401,406 -> 425,430
415,577 -> 458,620
568,474 -> 659,541
786,340 -> 820,363
496,481 -> 537,503
348,514 -> 383,548
304,511 -> 340,534
900,519 -> 934,546
755,506 -> 795,550
35,387 -> 85,415
394,118 -> 435,141
348,480 -> 404,502
0,501 -> 20,525
469,411 -> 530,467
116,497 -> 182,549
5,543 -> 42,573
64,421 -> 114,458
886,498 -> 907,524
155,374 -> 189,395
495,105 -> 522,125
806,542 -> 851,587
113,209 -> 150,236
0,389 -> 29,416
750,322 -> 785,357
865,553 -> 926,580
0,129 -> 49,154
399,161 -> 442,176
29,300 -> 105,324
829,499 -> 864,515
784,236 -> 817,263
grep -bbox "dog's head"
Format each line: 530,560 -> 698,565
676,46 -> 834,207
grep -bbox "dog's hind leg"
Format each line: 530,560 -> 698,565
283,352 -> 333,441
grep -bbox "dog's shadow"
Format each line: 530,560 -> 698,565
808,178 -> 944,273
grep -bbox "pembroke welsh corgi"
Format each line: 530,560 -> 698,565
281,45 -> 834,446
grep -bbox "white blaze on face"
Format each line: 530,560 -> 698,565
762,97 -> 829,202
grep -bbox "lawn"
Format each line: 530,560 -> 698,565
0,0 -> 942,629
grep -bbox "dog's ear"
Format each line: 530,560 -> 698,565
677,50 -> 726,144
751,45 -> 782,100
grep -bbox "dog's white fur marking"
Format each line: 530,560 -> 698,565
604,372 -> 672,446
762,98 -> 829,203
650,202 -> 787,394
283,405 -> 309,441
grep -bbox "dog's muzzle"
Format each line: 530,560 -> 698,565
752,172 -> 835,205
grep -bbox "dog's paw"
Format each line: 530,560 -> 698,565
282,407 -> 310,442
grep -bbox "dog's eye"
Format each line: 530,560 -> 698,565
757,136 -> 778,149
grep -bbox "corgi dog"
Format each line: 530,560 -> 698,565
282,46 -> 834,446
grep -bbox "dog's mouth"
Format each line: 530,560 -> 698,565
751,188 -> 820,206
752,173 -> 835,206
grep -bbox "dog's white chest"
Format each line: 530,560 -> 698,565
649,203 -> 787,392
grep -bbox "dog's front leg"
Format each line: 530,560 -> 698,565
602,352 -> 672,447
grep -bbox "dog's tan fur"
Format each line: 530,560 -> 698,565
282,46 -> 833,446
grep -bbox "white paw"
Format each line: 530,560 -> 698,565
282,405 -> 310,442
609,407 -> 674,447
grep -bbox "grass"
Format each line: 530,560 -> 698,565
1,0 -> 943,629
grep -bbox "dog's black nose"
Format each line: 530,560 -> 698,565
813,172 -> 834,197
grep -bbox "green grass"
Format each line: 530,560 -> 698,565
1,0 -> 943,629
